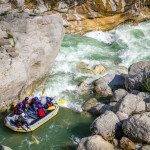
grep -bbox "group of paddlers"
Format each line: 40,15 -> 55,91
13,97 -> 55,128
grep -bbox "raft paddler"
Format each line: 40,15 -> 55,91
14,102 -> 24,115
44,97 -> 53,109
37,104 -> 46,117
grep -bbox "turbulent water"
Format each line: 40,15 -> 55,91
0,21 -> 150,150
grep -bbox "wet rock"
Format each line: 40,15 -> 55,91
122,112 -> 150,143
76,62 -> 93,74
0,145 -> 12,150
79,82 -> 93,92
111,89 -> 128,102
93,64 -> 106,75
125,61 -> 150,92
94,73 -> 125,97
141,145 -> 150,150
82,98 -> 98,112
89,102 -> 111,116
76,62 -> 105,75
77,135 -> 114,150
120,137 -> 136,150
91,111 -> 120,141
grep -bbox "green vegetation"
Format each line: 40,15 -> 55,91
144,77 -> 150,92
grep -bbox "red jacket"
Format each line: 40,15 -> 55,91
37,108 -> 46,117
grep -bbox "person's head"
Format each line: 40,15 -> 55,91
24,97 -> 29,101
46,97 -> 51,102
37,104 -> 42,109
18,102 -> 23,107
34,97 -> 39,101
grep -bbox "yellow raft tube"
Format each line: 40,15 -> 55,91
4,105 -> 59,132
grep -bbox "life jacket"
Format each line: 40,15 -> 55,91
37,108 -> 46,117
22,101 -> 28,109
47,102 -> 52,108
14,107 -> 18,114
14,107 -> 23,115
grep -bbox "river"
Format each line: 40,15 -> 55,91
0,21 -> 150,150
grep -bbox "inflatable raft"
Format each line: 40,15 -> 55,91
4,104 -> 59,132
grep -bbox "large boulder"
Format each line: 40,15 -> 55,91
77,135 -> 114,150
0,13 -> 64,110
125,61 -> 150,92
115,94 -> 145,121
110,89 -> 128,102
87,102 -> 111,116
94,73 -> 125,97
91,111 -> 120,140
122,112 -> 150,143
82,98 -> 98,112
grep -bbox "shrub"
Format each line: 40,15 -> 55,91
144,77 -> 150,92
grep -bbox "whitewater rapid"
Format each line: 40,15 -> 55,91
34,21 -> 150,112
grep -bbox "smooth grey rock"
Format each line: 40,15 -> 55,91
90,102 -> 111,116
115,94 -> 145,120
111,89 -> 128,102
94,73 -> 125,97
91,111 -> 120,140
122,112 -> 150,143
125,61 -> 150,91
0,13 -> 64,110
77,135 -> 114,150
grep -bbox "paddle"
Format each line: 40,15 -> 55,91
41,87 -> 65,106
57,99 -> 65,105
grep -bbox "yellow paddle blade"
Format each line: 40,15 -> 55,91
47,106 -> 55,110
31,135 -> 40,144
57,99 -> 65,105
41,88 -> 45,96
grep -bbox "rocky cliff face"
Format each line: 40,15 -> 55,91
0,0 -> 149,34
0,13 -> 64,111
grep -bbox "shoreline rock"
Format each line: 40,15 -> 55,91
0,13 -> 64,111
78,61 -> 150,150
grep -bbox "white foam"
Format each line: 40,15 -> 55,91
85,31 -> 116,44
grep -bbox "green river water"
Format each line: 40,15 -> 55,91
0,21 -> 150,150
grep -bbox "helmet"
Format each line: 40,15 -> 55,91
34,97 -> 39,101
37,104 -> 42,109
46,97 -> 51,102
25,97 -> 29,101
18,102 -> 23,107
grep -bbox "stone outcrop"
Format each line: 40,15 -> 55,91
0,13 -> 64,111
125,61 -> 150,92
91,111 -> 120,141
94,73 -> 125,97
122,112 -> 150,143
0,0 -> 150,34
77,135 -> 114,150
79,61 -> 150,150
